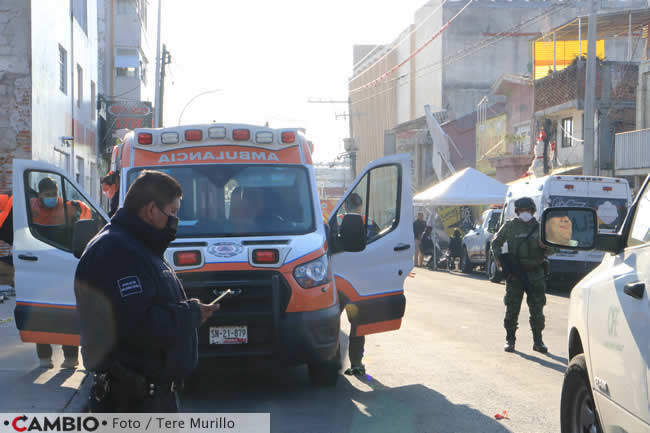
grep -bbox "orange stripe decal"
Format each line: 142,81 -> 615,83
334,276 -> 402,303
16,302 -> 76,310
356,319 -> 402,336
19,331 -> 80,346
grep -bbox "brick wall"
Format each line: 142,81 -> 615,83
0,4 -> 33,264
535,62 -> 638,113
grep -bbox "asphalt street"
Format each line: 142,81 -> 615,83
181,269 -> 570,433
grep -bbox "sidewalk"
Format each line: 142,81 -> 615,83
0,297 -> 90,412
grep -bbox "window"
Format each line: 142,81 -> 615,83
25,171 -> 105,251
90,81 -> 96,120
117,0 -> 137,15
76,157 -> 84,186
139,0 -> 148,28
115,48 -> 139,78
58,45 -> 67,94
628,183 -> 650,247
72,0 -> 88,34
332,164 -> 400,247
127,165 -> 315,238
77,64 -> 83,108
561,117 -> 573,148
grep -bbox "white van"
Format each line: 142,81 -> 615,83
500,175 -> 631,288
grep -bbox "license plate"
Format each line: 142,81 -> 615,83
209,326 -> 248,344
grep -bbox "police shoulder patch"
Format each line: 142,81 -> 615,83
118,276 -> 143,298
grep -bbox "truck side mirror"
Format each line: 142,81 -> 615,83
72,219 -> 100,259
339,214 -> 366,252
540,207 -> 597,250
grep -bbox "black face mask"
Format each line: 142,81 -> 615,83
157,206 -> 179,246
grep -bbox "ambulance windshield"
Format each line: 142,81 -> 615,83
127,165 -> 315,237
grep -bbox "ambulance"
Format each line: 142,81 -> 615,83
11,123 -> 412,385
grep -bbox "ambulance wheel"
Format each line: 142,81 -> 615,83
460,248 -> 472,274
308,345 -> 341,387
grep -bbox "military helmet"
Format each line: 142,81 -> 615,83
514,197 -> 536,212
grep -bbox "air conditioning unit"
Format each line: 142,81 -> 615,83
343,138 -> 359,152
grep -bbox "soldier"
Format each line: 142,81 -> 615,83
491,197 -> 553,354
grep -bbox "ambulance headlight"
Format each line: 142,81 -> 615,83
293,255 -> 329,288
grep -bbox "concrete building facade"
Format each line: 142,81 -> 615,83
0,0 -> 100,255
0,0 -> 100,195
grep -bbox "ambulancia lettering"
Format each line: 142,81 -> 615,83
158,151 -> 280,164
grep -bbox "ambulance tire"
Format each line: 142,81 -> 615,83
308,344 -> 341,387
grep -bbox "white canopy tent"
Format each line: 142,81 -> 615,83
414,167 -> 507,206
413,168 -> 507,269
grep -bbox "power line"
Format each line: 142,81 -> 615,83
349,2 -> 570,107
349,0 -> 449,83
349,0 -> 474,94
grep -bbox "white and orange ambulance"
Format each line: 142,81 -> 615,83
11,123 -> 413,384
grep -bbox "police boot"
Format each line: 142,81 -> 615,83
504,330 -> 515,352
532,331 -> 548,353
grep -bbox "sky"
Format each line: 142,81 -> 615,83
161,0 -> 428,163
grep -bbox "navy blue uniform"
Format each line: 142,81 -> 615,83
74,208 -> 201,410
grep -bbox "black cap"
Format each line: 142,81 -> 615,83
514,197 -> 536,212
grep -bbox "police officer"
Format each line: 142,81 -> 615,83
491,197 -> 553,354
74,170 -> 219,412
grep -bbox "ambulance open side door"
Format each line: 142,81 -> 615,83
12,159 -> 108,346
329,153 -> 412,337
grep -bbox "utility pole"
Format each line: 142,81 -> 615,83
307,98 -> 358,178
153,0 -> 162,127
583,0 -> 598,176
158,45 -> 171,127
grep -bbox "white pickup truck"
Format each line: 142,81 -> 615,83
459,208 -> 502,281
540,175 -> 650,433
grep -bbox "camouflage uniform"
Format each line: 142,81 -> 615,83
491,217 -> 554,350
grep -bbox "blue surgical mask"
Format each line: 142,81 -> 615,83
42,197 -> 58,208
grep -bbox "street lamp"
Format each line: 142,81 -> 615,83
177,89 -> 223,125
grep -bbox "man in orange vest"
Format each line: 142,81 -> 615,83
0,194 -> 13,302
30,177 -> 91,226
29,177 -> 91,369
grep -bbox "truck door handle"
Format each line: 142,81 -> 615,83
394,243 -> 410,251
18,254 -> 38,262
624,282 -> 645,300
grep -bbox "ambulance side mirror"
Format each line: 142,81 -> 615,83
72,219 -> 99,259
340,214 -> 366,252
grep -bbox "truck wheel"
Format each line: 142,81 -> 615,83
308,345 -> 341,387
460,247 -> 472,274
486,251 -> 503,283
560,354 -> 602,433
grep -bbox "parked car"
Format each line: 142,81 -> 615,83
460,207 -> 502,281
539,175 -> 650,433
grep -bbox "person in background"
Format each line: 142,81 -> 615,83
413,212 -> 426,267
491,197 -> 554,354
101,171 -> 120,218
448,229 -> 463,270
30,177 -> 91,369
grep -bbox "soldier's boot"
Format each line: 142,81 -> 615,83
532,331 -> 548,353
504,330 -> 516,352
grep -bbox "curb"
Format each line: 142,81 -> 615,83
63,372 -> 91,413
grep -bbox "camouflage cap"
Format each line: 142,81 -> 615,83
514,197 -> 536,212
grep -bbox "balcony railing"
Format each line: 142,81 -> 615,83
615,129 -> 650,171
